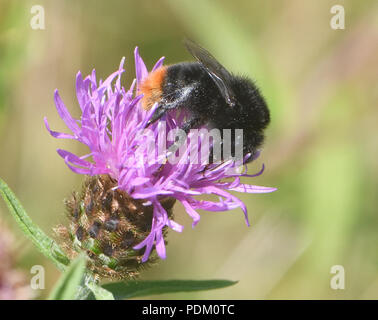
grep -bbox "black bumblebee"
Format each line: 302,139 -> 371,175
140,39 -> 270,162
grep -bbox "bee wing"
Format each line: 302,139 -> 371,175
184,39 -> 236,107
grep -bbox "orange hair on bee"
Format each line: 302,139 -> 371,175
140,66 -> 167,110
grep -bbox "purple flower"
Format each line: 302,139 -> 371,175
45,47 -> 276,262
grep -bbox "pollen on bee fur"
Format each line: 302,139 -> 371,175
56,174 -> 176,280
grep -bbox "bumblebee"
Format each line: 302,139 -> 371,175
140,39 -> 270,162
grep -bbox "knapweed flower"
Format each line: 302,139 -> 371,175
45,48 -> 276,278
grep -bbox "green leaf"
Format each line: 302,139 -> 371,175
102,279 -> 238,300
0,177 -> 70,271
87,282 -> 115,300
48,255 -> 86,300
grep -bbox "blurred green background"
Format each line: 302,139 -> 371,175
0,0 -> 377,299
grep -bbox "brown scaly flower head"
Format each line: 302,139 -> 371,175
55,175 -> 175,280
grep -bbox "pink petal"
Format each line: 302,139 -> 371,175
230,184 -> 277,193
54,90 -> 81,135
44,117 -> 76,139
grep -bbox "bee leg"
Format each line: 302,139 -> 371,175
148,98 -> 190,125
147,86 -> 196,126
167,117 -> 201,155
147,106 -> 167,125
181,117 -> 201,133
